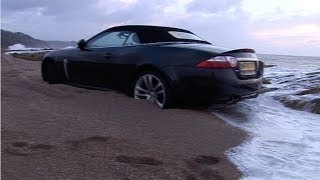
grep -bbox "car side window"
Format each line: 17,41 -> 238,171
124,33 -> 140,46
88,31 -> 132,48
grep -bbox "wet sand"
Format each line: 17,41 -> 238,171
1,54 -> 246,180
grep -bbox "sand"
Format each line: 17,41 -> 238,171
1,54 -> 246,180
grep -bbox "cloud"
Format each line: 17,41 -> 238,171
250,23 -> 320,56
1,0 -> 135,40
241,0 -> 320,21
187,0 -> 241,13
1,0 -> 320,56
253,24 -> 320,39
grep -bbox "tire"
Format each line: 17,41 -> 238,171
133,71 -> 174,109
42,61 -> 60,84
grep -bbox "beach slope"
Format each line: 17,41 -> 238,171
1,54 -> 245,180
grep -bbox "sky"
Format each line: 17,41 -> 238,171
1,0 -> 320,56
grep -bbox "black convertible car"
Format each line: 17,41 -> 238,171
42,25 -> 264,108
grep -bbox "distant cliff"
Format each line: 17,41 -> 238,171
1,29 -> 76,49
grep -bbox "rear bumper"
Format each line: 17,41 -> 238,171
162,66 -> 263,103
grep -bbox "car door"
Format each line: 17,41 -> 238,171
106,33 -> 142,90
69,31 -> 140,89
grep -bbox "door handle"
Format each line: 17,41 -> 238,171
104,53 -> 113,59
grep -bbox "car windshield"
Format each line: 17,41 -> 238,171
168,31 -> 205,41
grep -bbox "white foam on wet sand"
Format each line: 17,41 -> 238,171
212,54 -> 320,179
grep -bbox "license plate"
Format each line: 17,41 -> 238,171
240,62 -> 256,75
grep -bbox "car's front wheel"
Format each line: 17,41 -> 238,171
134,72 -> 173,109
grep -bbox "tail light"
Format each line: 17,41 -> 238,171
196,56 -> 238,69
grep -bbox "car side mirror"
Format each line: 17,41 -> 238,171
77,39 -> 87,50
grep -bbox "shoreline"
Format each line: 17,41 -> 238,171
1,54 -> 246,179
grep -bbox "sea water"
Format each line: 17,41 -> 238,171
212,54 -> 320,180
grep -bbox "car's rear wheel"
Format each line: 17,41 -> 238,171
134,72 -> 173,109
42,61 -> 60,84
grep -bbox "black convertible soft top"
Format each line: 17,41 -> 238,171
105,25 -> 210,44
108,25 -> 192,33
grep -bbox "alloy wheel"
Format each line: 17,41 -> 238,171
134,74 -> 166,108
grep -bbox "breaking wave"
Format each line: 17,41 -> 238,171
211,54 -> 320,179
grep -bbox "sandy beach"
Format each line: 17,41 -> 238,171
1,54 -> 245,180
